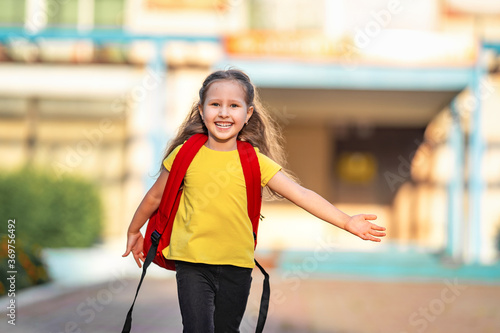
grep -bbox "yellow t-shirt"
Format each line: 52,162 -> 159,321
161,144 -> 282,268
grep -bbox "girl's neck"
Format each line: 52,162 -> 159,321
204,136 -> 237,151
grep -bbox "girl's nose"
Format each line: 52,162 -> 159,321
218,106 -> 229,117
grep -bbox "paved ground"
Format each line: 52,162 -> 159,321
2,269 -> 500,333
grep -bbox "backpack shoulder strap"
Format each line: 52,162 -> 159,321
237,141 -> 269,333
237,140 -> 262,245
157,133 -> 207,225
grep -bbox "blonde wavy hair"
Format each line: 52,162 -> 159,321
161,69 -> 289,199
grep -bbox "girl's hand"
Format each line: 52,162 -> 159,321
122,231 -> 145,268
344,214 -> 386,242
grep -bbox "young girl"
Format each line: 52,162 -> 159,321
123,69 -> 386,332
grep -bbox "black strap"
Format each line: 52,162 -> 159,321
123,251 -> 270,333
254,259 -> 270,333
121,237 -> 158,333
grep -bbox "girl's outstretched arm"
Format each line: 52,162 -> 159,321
266,171 -> 386,242
122,168 -> 170,267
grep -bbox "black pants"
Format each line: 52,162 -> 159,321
175,261 -> 252,333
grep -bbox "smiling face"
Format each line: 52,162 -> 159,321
199,80 -> 254,151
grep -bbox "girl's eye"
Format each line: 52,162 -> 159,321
211,103 -> 220,107
230,104 -> 239,108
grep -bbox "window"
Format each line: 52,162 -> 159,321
0,0 -> 26,26
45,0 -> 124,29
249,0 -> 324,31
46,0 -> 79,28
94,0 -> 124,28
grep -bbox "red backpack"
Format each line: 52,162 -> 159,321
122,133 -> 270,333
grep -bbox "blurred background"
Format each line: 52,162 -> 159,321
0,0 -> 500,332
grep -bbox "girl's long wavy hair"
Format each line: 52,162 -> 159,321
161,69 -> 289,199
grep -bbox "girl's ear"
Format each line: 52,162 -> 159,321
198,104 -> 203,120
246,105 -> 254,124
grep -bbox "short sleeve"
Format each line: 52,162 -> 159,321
255,148 -> 282,187
163,144 -> 183,172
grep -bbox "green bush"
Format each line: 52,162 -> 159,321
0,168 -> 103,248
0,168 -> 103,293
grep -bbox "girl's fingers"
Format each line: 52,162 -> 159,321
371,230 -> 386,237
363,214 -> 377,221
372,224 -> 386,231
361,233 -> 381,242
134,253 -> 144,268
135,257 -> 142,268
122,248 -> 131,257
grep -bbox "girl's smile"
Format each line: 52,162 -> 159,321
215,122 -> 233,128
199,80 -> 253,151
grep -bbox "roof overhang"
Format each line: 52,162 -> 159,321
215,58 -> 474,126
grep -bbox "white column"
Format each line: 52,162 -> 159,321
25,0 -> 47,32
324,0 -> 346,39
78,0 -> 95,31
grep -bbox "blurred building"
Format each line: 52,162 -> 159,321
0,0 -> 499,264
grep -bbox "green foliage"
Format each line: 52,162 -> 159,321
0,168 -> 103,248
